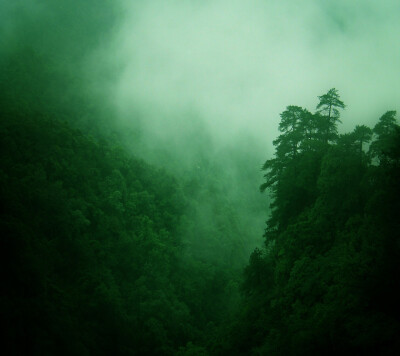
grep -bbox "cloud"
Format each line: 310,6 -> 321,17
107,0 -> 400,154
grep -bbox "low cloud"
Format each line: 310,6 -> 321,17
108,0 -> 400,154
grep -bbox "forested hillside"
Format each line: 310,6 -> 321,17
0,109 -> 244,355
225,90 -> 400,355
0,45 -> 256,355
1,1 -> 400,355
2,59 -> 399,355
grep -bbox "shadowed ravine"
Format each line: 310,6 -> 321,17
1,1 -> 400,355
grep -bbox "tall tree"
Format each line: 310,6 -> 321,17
370,111 -> 399,163
273,106 -> 306,162
352,125 -> 373,157
298,109 -> 319,151
261,106 -> 324,229
235,96 -> 400,356
316,88 -> 346,143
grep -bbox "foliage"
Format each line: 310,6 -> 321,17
230,90 -> 400,355
0,111 -> 246,354
2,46 -> 399,355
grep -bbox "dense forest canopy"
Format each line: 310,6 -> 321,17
231,90 -> 400,355
1,0 -> 400,355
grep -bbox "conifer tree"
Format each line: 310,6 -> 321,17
352,124 -> 373,156
316,88 -> 346,143
370,111 -> 399,163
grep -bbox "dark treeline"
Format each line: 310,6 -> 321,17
224,89 -> 400,355
1,11 -> 400,354
0,44 -> 253,355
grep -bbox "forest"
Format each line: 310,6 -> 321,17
1,1 -> 400,355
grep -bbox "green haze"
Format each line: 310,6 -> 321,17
1,0 -> 400,355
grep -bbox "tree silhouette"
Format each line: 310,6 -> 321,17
316,88 -> 346,143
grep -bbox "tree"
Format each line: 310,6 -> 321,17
370,111 -> 399,163
260,107 -> 304,194
240,96 -> 400,355
316,88 -> 346,143
272,106 -> 306,160
261,106 -> 324,229
298,109 -> 320,151
373,110 -> 397,137
352,125 -> 373,157
352,125 -> 372,151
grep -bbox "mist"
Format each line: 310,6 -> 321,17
2,0 -> 399,263
105,0 -> 400,156
95,0 -> 400,261
2,0 -> 399,152
2,0 -> 399,258
2,0 -> 400,354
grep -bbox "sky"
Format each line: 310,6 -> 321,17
102,0 -> 400,155
2,0 -> 399,158
1,0 -> 399,257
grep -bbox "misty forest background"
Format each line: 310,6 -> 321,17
1,1 -> 400,355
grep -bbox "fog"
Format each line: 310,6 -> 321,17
2,0 -> 399,159
2,0 -> 400,261
99,0 -> 400,259
105,0 -> 400,156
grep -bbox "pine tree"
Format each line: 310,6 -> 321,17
370,111 -> 399,163
316,88 -> 346,143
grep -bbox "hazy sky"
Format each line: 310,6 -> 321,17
104,0 -> 400,154
1,0 -> 399,158
2,0 -> 398,255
